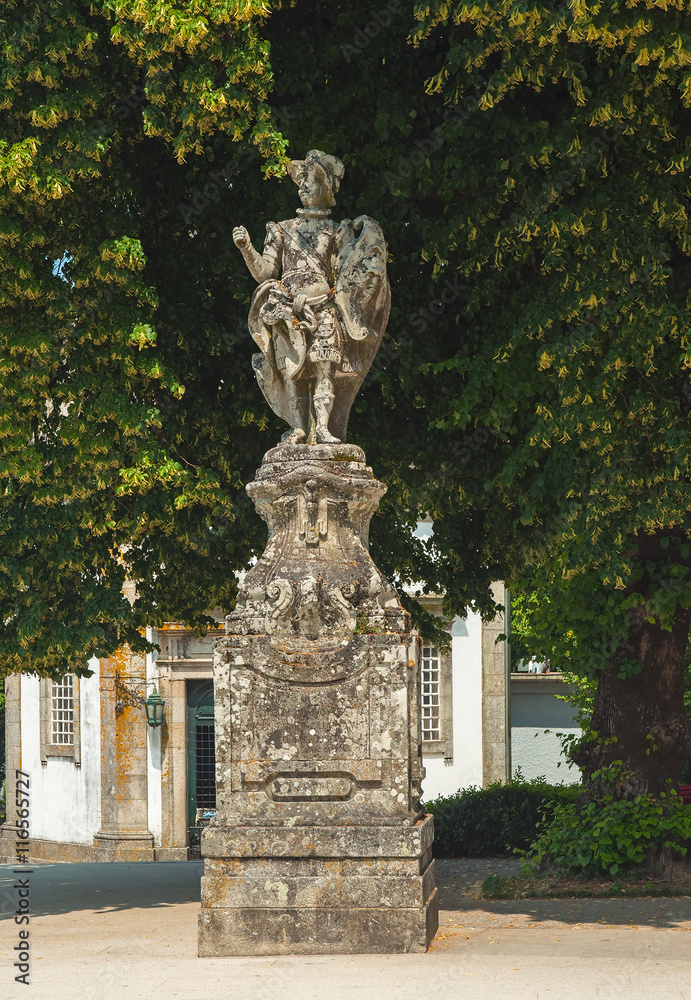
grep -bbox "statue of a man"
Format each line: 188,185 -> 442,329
233,149 -> 390,445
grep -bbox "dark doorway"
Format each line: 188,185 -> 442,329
186,680 -> 216,857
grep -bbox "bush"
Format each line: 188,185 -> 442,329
527,769 -> 691,878
425,776 -> 580,858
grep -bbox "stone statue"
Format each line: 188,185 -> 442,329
232,149 -> 390,444
200,147 -> 436,957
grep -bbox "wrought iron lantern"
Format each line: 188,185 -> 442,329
145,687 -> 165,728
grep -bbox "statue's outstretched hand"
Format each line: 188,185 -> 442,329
233,226 -> 251,251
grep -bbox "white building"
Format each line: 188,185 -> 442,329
0,583 -> 580,864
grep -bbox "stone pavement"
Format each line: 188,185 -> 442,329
1,859 -> 690,1000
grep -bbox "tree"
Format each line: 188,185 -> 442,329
0,0 -> 475,676
0,0 -> 287,675
262,0 -> 691,814
4,1 -> 691,854
403,1 -> 691,809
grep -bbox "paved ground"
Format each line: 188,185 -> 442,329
1,859 -> 690,1000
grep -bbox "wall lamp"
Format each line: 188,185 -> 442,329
145,686 -> 165,728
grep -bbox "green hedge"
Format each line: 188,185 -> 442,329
425,778 -> 580,858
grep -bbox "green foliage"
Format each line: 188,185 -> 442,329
509,584 -> 596,755
0,0 -> 504,676
508,589 -> 542,663
527,767 -> 691,878
425,775 -> 579,858
0,0 -> 286,675
407,0 -> 691,675
2,0 -> 691,717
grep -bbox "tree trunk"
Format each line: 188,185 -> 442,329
574,605 -> 691,794
572,537 -> 691,876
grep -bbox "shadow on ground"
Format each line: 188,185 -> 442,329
0,861 -> 203,917
435,858 -> 691,929
1,858 -> 689,930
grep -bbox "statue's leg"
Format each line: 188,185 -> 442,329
313,363 -> 340,444
281,377 -> 309,444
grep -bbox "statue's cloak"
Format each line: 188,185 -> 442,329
247,215 -> 390,442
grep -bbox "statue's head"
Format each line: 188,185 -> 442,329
289,150 -> 345,209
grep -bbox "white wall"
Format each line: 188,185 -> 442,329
511,727 -> 581,785
21,662 -> 102,845
511,679 -> 582,785
421,611 -> 484,801
411,520 -> 486,802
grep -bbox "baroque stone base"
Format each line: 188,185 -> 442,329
198,895 -> 438,956
198,818 -> 437,955
201,442 -> 437,955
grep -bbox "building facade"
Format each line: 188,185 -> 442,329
0,589 -> 580,863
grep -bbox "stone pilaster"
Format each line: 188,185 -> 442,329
93,648 -> 154,860
482,581 -> 509,786
199,444 -> 437,955
0,675 -> 22,862
158,670 -> 189,859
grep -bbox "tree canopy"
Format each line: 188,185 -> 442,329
410,0 -> 691,676
2,0 -> 691,809
0,0 -> 286,675
406,0 -> 691,795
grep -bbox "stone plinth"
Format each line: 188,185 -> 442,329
198,444 -> 437,955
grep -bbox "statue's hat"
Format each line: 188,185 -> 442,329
289,150 -> 345,205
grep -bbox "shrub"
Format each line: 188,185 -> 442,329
526,768 -> 691,878
425,776 -> 580,858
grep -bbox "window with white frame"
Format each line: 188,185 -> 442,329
51,675 -> 75,745
421,645 -> 441,742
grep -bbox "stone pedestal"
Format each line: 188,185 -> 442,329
198,444 -> 437,955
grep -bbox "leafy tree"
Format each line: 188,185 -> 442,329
270,0 -> 691,823
406,1 -> 691,821
3,2 -> 691,875
506,590 -> 543,664
0,0 -> 286,676
0,0 -> 474,676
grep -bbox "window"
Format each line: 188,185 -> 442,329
419,622 -> 453,762
40,675 -> 81,764
51,676 -> 74,745
421,645 -> 441,742
194,723 -> 217,811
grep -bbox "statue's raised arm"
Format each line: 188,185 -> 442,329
234,149 -> 390,445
